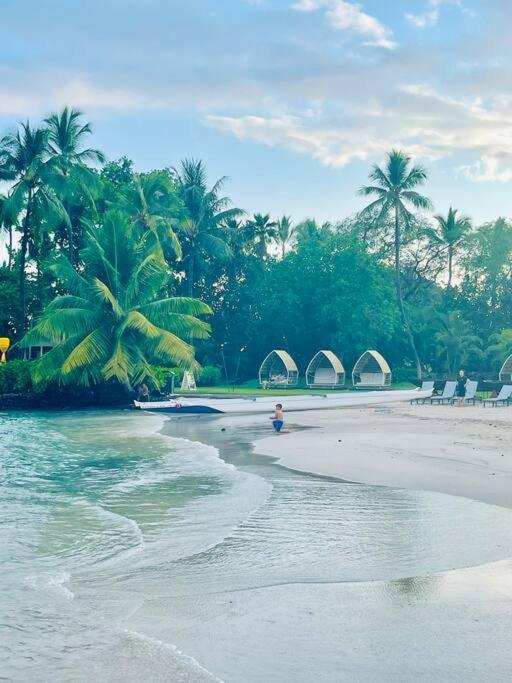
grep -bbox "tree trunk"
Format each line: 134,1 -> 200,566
281,242 -> 286,259
447,246 -> 453,288
8,224 -> 13,269
18,188 -> 33,335
394,205 -> 422,380
185,254 -> 195,297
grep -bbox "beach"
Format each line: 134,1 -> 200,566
254,402 -> 512,509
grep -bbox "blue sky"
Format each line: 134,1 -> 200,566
1,0 -> 511,224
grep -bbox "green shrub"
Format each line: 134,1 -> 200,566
0,360 -> 33,394
198,365 -> 222,386
392,366 -> 421,384
150,366 -> 185,392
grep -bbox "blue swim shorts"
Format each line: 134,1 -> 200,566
273,420 -> 284,432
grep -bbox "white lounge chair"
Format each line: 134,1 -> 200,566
482,385 -> 512,407
410,381 -> 435,404
430,380 -> 456,404
450,379 -> 478,405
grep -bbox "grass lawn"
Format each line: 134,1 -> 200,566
181,379 -> 416,396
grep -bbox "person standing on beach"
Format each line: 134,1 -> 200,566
456,369 -> 468,407
270,403 -> 284,434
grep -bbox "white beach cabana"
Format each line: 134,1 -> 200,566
499,354 -> 512,383
259,350 -> 299,388
306,350 -> 345,388
352,350 -> 392,388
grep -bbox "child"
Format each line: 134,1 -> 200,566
270,403 -> 284,434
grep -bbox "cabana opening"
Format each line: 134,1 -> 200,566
306,350 -> 345,388
259,350 -> 299,388
352,350 -> 391,388
499,354 -> 512,383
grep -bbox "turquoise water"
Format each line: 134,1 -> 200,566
3,410 -> 512,681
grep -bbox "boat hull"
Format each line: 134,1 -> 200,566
134,388 -> 429,415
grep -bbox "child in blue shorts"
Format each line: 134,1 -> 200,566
270,403 -> 284,433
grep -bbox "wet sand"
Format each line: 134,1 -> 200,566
253,402 -> 512,509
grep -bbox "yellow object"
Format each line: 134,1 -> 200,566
0,337 -> 10,364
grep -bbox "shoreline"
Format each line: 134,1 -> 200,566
251,402 -> 512,510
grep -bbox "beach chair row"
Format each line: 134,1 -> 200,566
411,381 -> 512,406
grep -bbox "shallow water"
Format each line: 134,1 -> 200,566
2,410 -> 512,681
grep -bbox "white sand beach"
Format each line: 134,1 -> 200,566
254,402 -> 512,509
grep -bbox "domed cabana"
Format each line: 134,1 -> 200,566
259,350 -> 299,388
306,350 -> 345,388
499,354 -> 512,383
352,350 -> 391,388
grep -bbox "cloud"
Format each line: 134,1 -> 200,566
207,82 -> 512,182
293,0 -> 396,49
406,0 -> 461,29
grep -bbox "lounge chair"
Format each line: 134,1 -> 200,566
410,381 -> 435,404
482,385 -> 512,407
430,380 -> 456,405
450,379 -> 478,405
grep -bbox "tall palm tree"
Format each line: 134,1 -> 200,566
276,215 -> 295,258
359,150 -> 432,379
433,207 -> 471,288
45,107 -> 105,263
0,122 -> 65,333
174,159 -> 242,296
244,213 -> 278,260
24,210 -> 211,389
0,194 -> 14,269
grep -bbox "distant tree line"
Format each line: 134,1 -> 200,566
1,108 -> 511,390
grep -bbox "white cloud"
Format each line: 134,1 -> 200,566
293,0 -> 396,49
207,82 -> 512,182
406,0 -> 461,29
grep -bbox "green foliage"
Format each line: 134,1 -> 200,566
24,210 -> 211,388
488,329 -> 512,365
2,104 -> 512,396
150,365 -> 185,391
198,365 -> 222,386
0,360 -> 33,393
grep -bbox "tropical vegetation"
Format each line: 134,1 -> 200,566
1,108 -> 512,399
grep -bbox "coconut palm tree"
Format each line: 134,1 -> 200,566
0,194 -> 14,269
244,213 -> 278,259
433,207 -> 471,288
174,159 -> 242,296
117,171 -> 182,260
45,107 -> 105,263
24,210 -> 211,389
276,215 -> 295,258
0,122 -> 66,333
435,311 -> 482,376
359,150 -> 432,379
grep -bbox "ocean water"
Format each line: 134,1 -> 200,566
2,410 -> 512,682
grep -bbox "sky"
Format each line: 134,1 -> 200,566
1,0 -> 512,225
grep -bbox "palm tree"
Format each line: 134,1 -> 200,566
435,311 -> 482,376
0,194 -> 14,269
0,122 -> 65,333
433,207 -> 471,288
244,213 -> 278,259
117,171 -> 182,259
276,215 -> 295,258
45,107 -> 105,263
359,150 -> 432,379
294,219 -> 332,242
174,159 -> 242,296
24,210 -> 211,389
